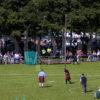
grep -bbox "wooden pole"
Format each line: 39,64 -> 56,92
64,14 -> 67,68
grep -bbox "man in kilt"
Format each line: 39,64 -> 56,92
64,68 -> 71,84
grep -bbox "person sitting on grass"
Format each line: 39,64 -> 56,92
38,69 -> 46,88
95,87 -> 100,99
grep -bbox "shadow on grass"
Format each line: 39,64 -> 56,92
44,85 -> 52,88
87,90 -> 94,93
65,81 -> 75,85
70,82 -> 75,84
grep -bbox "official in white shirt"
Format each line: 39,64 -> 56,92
38,69 -> 46,87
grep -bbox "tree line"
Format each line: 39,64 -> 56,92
0,0 -> 100,54
0,0 -> 100,37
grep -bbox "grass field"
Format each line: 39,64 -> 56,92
0,62 -> 100,100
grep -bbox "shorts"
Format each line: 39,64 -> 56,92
39,76 -> 45,83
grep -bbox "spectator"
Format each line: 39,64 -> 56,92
72,54 -> 78,64
92,51 -> 97,61
10,52 -> 14,64
76,49 -> 82,63
3,53 -> 9,64
7,51 -> 11,64
97,49 -> 100,61
14,52 -> 20,64
87,52 -> 93,62
0,52 -> 3,64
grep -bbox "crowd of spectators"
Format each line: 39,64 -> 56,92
0,49 -> 100,65
87,50 -> 100,62
0,51 -> 23,64
65,49 -> 100,63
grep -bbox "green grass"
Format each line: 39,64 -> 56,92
0,62 -> 100,100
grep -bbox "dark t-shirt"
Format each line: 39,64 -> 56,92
80,76 -> 87,85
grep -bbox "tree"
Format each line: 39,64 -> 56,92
0,0 -> 100,53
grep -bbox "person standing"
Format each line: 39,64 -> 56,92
38,69 -> 46,88
76,49 -> 82,64
64,67 -> 71,84
80,74 -> 87,93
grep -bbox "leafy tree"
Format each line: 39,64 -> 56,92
0,0 -> 100,52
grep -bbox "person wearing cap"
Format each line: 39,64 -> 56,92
80,74 -> 87,93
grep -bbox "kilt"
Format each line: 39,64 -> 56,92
64,73 -> 71,80
39,76 -> 45,83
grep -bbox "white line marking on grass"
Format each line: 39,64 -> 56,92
48,81 -> 55,83
0,74 -> 32,76
0,74 -> 100,77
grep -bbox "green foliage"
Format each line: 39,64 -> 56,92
11,30 -> 21,37
0,0 -> 100,36
0,7 -> 5,24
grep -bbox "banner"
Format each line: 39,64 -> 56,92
24,51 -> 37,65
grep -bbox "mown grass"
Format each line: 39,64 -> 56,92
0,62 -> 100,100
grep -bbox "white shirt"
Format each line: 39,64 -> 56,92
97,51 -> 100,56
14,54 -> 20,59
38,71 -> 46,77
